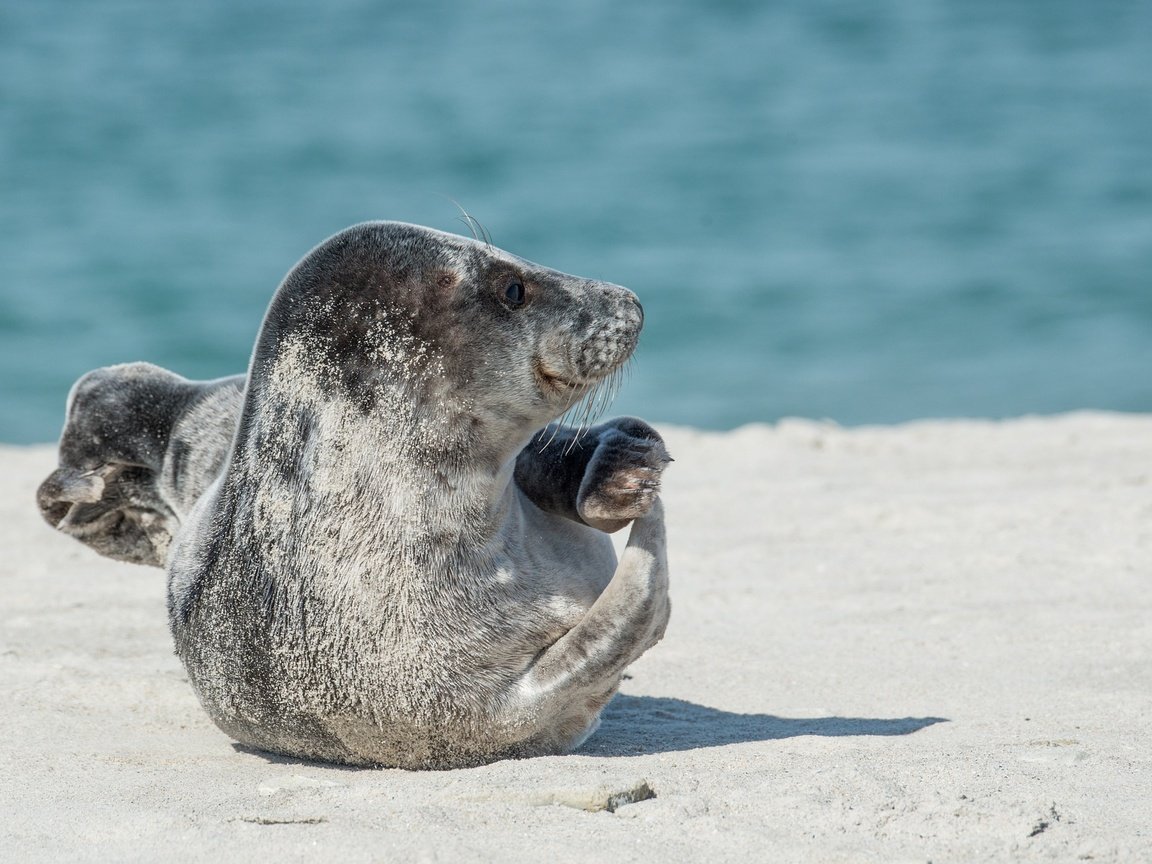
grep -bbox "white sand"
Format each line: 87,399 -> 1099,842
2,412 -> 1149,862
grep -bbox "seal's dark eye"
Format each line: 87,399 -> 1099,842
504,280 -> 525,307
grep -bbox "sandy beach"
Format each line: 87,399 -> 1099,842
2,412 -> 1149,862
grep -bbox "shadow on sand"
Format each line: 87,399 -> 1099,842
578,694 -> 948,757
229,695 -> 947,765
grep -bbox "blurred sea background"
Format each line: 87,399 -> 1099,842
2,0 -> 1150,443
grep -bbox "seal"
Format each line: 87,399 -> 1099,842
39,221 -> 671,768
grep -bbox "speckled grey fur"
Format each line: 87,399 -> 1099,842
39,222 -> 671,768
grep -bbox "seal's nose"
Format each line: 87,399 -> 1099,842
610,284 -> 643,327
592,281 -> 643,336
623,290 -> 643,330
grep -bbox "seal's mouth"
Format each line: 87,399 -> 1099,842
534,359 -> 591,396
534,352 -> 630,433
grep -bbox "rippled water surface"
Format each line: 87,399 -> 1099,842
2,0 -> 1150,442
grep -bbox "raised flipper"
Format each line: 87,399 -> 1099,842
514,416 -> 671,533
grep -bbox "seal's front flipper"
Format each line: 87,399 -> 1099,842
514,417 -> 671,533
575,421 -> 671,533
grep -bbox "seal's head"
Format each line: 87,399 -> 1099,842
251,222 -> 643,462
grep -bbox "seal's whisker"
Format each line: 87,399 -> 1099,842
540,413 -> 567,451
539,379 -> 584,452
563,387 -> 595,454
566,365 -> 622,454
595,368 -> 620,419
475,216 -> 493,248
541,405 -> 573,451
444,197 -> 492,248
466,215 -> 490,248
538,422 -> 561,453
445,198 -> 479,241
459,218 -> 479,241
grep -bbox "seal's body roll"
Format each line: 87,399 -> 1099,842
39,222 -> 671,768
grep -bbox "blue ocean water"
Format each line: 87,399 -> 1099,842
2,0 -> 1150,443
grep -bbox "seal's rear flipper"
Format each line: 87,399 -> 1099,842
37,362 -> 245,568
37,464 -> 177,567
36,466 -> 107,524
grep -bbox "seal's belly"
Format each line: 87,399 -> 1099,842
177,572 -> 604,767
170,488 -> 621,767
185,640 -> 534,767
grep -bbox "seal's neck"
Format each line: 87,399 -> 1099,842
235,348 -> 536,557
